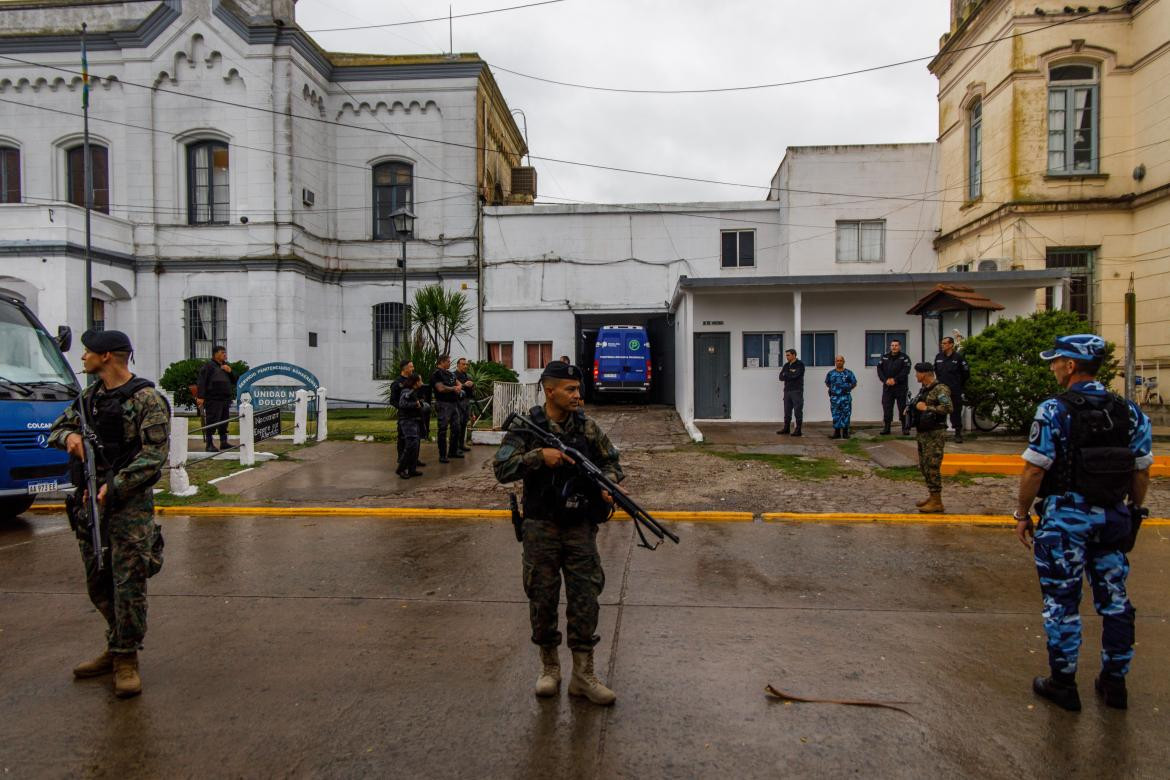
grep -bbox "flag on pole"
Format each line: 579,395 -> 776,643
81,26 -> 89,109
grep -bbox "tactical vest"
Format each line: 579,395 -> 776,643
911,384 -> 945,432
72,377 -> 162,483
1038,390 -> 1134,506
521,406 -> 609,524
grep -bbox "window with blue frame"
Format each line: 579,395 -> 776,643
865,330 -> 907,366
742,332 -> 783,368
800,332 -> 836,367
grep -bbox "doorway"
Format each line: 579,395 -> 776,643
694,332 -> 730,419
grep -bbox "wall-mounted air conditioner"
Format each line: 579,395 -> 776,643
302,188 -> 316,207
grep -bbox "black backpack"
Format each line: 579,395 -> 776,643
1046,390 -> 1134,506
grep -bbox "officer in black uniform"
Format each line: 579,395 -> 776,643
454,357 -> 474,455
395,374 -> 429,479
388,360 -> 426,472
429,354 -> 462,464
933,336 -> 970,443
776,348 -> 805,437
877,339 -> 913,435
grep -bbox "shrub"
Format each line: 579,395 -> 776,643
960,310 -> 1117,434
159,357 -> 250,408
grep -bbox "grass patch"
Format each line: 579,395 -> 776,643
836,438 -> 866,457
710,451 -> 854,480
155,481 -> 224,507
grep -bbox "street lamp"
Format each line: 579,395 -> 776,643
392,206 -> 416,349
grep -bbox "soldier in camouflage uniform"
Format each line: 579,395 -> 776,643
909,362 -> 952,514
49,330 -> 170,699
493,361 -> 623,705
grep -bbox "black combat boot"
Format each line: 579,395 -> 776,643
791,427 -> 802,437
776,425 -> 790,436
1095,674 -> 1127,710
830,429 -> 841,439
843,427 -> 851,439
880,425 -> 891,435
1033,674 -> 1081,711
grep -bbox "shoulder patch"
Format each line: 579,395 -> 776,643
1029,421 -> 1041,444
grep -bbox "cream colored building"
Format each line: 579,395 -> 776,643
930,0 -> 1169,372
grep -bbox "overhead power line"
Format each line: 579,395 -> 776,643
302,0 -> 566,34
487,2 -> 1131,94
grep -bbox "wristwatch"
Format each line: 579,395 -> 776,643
1012,509 -> 1030,522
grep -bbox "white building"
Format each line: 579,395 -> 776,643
0,0 -> 529,400
485,144 -> 1068,433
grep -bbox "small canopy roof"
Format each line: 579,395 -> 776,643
905,284 -> 1005,315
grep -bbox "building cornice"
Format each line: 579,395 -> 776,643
0,239 -> 136,267
0,0 -> 180,54
143,256 -> 478,283
935,182 -> 1170,247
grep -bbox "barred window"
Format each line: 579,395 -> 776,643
373,302 -> 406,379
187,141 -> 230,224
373,162 -> 413,240
66,144 -> 109,214
186,296 -> 227,360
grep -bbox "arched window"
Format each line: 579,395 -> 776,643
1048,62 -> 1098,174
66,144 -> 109,213
186,296 -> 227,359
968,99 -> 982,200
187,140 -> 230,224
372,161 -> 413,239
0,146 -> 19,203
372,302 -> 405,378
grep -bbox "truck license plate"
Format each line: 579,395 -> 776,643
27,480 -> 58,494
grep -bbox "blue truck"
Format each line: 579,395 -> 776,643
0,296 -> 78,520
591,324 -> 651,397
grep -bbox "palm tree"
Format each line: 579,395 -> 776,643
410,284 -> 472,356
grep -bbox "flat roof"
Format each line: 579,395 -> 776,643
670,269 -> 1070,309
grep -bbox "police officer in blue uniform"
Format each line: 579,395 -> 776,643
1014,334 -> 1153,711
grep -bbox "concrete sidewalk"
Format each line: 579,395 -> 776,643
2,513 -> 1167,777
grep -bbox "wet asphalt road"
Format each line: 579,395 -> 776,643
1,512 -> 1168,778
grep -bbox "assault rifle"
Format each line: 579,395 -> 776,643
503,412 -> 680,551
74,389 -> 106,571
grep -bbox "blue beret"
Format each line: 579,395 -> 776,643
81,329 -> 133,353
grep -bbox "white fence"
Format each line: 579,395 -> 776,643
492,382 -> 542,429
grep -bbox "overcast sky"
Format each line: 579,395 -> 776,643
295,0 -> 952,205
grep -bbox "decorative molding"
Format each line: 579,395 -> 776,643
0,0 -> 181,54
335,99 -> 441,121
154,33 -> 245,88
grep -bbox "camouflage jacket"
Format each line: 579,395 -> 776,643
493,406 -> 624,486
49,378 -> 171,503
918,382 -> 954,416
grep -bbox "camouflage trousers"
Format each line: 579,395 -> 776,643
521,517 -> 605,651
75,494 -> 159,654
916,429 -> 946,493
829,393 -> 852,429
1034,499 -> 1135,678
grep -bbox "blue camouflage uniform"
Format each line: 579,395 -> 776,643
1023,380 -> 1153,679
824,368 -> 857,430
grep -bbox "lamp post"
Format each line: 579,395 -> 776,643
392,206 -> 416,350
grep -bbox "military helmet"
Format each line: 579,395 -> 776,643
1039,334 -> 1106,362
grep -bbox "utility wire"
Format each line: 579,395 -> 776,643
486,2 -> 1132,94
303,0 -> 566,34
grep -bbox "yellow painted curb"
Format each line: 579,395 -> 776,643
941,454 -> 1170,478
763,511 -> 1170,526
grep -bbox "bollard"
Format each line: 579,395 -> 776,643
293,389 -> 308,445
164,392 -> 198,496
239,399 -> 255,466
316,387 -> 328,442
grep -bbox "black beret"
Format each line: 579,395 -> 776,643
914,361 -> 935,373
81,328 -> 133,354
540,361 -> 583,381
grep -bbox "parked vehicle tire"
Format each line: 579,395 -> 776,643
0,495 -> 37,521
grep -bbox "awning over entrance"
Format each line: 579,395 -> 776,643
906,284 -> 1005,359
